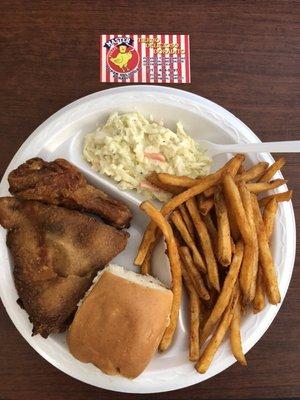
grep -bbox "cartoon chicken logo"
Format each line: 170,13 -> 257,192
110,44 -> 133,72
106,39 -> 140,76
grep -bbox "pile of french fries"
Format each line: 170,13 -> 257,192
135,154 -> 293,373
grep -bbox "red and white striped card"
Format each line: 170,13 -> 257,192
99,34 -> 190,83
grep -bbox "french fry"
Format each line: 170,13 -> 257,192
140,252 -> 151,275
199,241 -> 244,346
226,154 -> 246,175
181,262 -> 201,361
203,215 -> 234,256
223,174 -> 253,244
140,239 -> 156,275
237,164 -> 245,175
157,173 -> 196,188
146,171 -> 183,194
196,285 -> 239,373
135,171 -> 223,265
162,172 -> 223,214
259,157 -> 286,182
186,198 -> 220,292
203,186 -> 216,198
246,244 -> 259,304
251,195 -> 281,304
139,201 -> 182,352
238,181 -> 258,303
179,246 -> 210,301
198,197 -> 214,215
198,197 -> 215,215
171,210 -> 206,273
253,265 -> 265,313
259,190 -> 293,207
252,198 -> 278,311
230,291 -> 247,366
203,213 -> 235,258
203,154 -> 245,197
246,179 -> 287,194
235,162 -> 269,182
179,204 -> 195,240
199,304 -> 207,331
173,230 -> 183,248
203,213 -> 218,255
202,285 -> 216,323
203,212 -> 217,237
263,198 -> 278,240
159,154 -> 246,193
203,212 -> 237,259
226,199 -> 240,242
214,188 -> 231,266
134,220 -> 158,266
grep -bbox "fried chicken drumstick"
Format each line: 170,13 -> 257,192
8,158 -> 132,229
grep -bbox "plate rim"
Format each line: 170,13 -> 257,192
0,85 -> 296,393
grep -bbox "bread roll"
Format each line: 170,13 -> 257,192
67,264 -> 173,378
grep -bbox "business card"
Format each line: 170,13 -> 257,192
99,34 -> 190,83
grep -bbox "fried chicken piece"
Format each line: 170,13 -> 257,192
0,197 -> 129,337
8,158 -> 132,229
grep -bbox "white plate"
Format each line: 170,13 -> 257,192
0,86 -> 296,394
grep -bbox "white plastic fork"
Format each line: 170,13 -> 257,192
197,139 -> 300,157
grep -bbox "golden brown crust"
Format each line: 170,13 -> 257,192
0,197 -> 129,337
8,158 -> 132,229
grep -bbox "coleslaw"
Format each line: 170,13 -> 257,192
83,112 -> 211,201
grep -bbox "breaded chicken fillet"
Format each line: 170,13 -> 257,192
8,158 -> 132,229
0,197 -> 129,337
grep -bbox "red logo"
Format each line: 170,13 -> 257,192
107,44 -> 140,74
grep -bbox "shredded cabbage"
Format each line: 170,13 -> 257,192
83,112 -> 211,201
